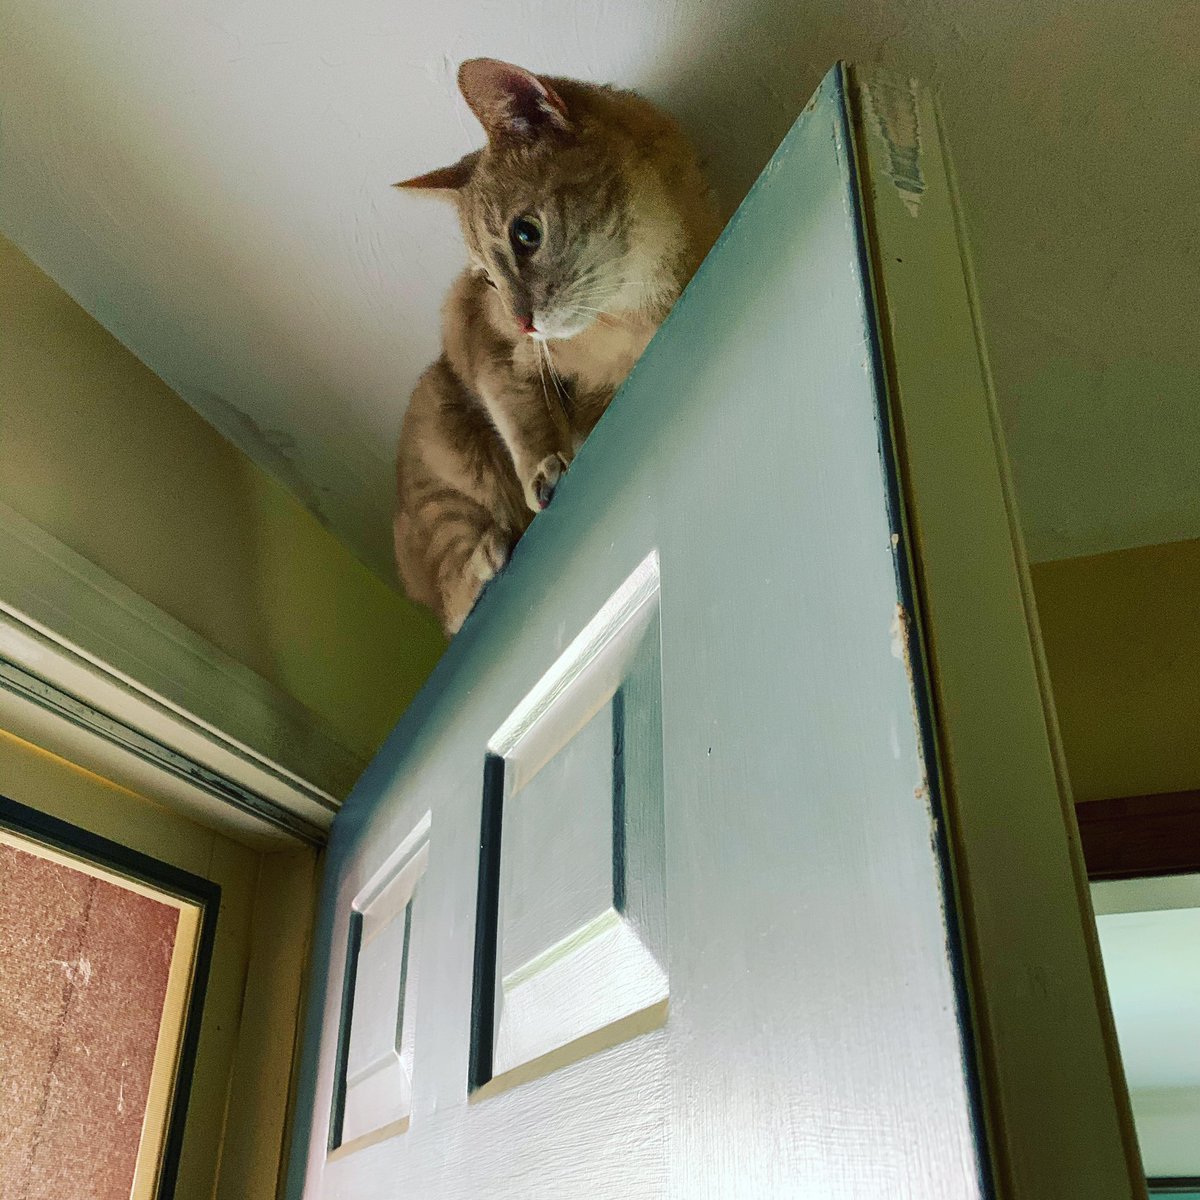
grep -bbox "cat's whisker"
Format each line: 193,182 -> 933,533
563,294 -> 610,309
569,281 -> 657,309
538,341 -> 561,402
534,343 -> 557,422
570,306 -> 621,329
545,351 -> 564,398
544,348 -> 561,403
570,296 -> 623,309
578,278 -> 655,293
543,342 -> 569,401
571,283 -> 647,300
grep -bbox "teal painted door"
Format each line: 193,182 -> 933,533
285,66 -> 1140,1200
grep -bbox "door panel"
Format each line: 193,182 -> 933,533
483,560 -> 667,1090
333,818 -> 429,1149
288,65 -> 1140,1199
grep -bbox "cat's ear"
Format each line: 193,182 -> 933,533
393,151 -> 480,197
458,58 -> 569,142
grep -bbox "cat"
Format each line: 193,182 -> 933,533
392,57 -> 720,634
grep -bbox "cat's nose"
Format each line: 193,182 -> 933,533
517,314 -> 537,336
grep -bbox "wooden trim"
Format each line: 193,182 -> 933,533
135,896 -> 203,1200
1078,792 -> 1200,880
0,501 -> 363,843
848,65 -> 1145,1199
0,647 -> 327,845
216,846 -> 321,1200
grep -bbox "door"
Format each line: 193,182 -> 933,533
287,65 -> 1143,1199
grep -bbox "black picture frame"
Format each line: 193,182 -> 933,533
0,791 -> 221,1200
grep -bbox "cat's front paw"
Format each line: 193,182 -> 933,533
525,452 -> 569,513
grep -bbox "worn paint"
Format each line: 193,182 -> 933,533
856,62 -> 1146,1198
863,76 -> 926,217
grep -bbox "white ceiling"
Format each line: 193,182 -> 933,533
2,0 -> 1197,581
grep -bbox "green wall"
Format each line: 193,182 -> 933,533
1032,538 -> 1200,803
0,236 -> 444,760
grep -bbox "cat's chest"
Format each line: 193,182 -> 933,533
552,321 -> 654,394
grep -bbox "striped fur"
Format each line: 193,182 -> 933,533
393,59 -> 719,633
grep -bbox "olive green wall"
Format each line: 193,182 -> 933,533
0,236 -> 444,760
1032,538 -> 1200,803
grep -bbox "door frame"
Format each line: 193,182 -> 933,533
846,63 -> 1144,1196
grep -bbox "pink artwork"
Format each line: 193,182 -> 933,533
0,843 -> 181,1200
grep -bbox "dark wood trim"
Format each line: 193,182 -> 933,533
1076,790 -> 1200,880
1148,1180 -> 1200,1196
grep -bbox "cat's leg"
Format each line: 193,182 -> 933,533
437,527 -> 509,634
395,357 -> 528,633
477,383 -> 573,513
425,505 -> 512,634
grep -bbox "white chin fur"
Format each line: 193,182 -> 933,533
535,315 -> 593,342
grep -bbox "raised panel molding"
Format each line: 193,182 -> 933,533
473,555 -> 668,1093
332,815 -> 431,1150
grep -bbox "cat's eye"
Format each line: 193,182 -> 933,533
509,214 -> 543,257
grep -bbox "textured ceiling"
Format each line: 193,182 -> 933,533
2,0 -> 1196,580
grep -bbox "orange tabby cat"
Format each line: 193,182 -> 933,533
393,58 -> 719,633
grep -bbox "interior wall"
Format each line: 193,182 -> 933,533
1031,538 -> 1200,803
1128,1088 -> 1200,1181
2,0 -> 1196,578
0,235 -> 444,759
